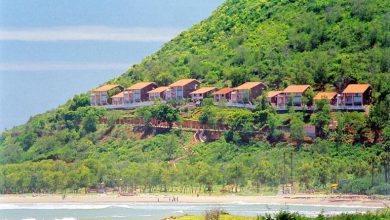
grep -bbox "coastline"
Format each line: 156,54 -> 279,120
0,194 -> 389,208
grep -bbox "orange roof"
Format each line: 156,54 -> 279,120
127,82 -> 156,90
169,79 -> 200,87
283,85 -> 311,93
93,84 -> 120,92
314,92 -> 337,100
147,86 -> 170,94
111,92 -> 125,99
267,91 -> 283,98
342,84 -> 371,94
190,87 -> 216,94
213,87 -> 234,95
234,82 -> 266,90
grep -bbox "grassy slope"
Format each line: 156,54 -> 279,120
112,0 -> 389,90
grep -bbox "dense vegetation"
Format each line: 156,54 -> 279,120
173,209 -> 390,220
0,0 -> 389,195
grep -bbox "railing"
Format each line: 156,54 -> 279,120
99,101 -> 367,112
330,105 -> 366,111
216,102 -> 256,110
104,101 -> 165,110
274,105 -> 366,111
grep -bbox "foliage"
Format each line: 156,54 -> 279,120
311,100 -> 331,138
290,113 -> 305,146
0,0 -> 390,195
150,104 -> 180,129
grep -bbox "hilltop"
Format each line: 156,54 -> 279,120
0,0 -> 389,195
112,0 -> 389,91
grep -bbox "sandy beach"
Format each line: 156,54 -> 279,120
0,194 -> 389,208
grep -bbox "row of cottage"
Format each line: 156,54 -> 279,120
90,79 -> 372,110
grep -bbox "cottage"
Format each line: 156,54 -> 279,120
111,90 -> 134,105
126,82 -> 157,102
147,86 -> 170,101
276,85 -> 311,108
213,88 -> 234,102
266,91 -> 283,106
230,82 -> 267,103
313,92 -> 337,105
341,84 -> 372,106
90,84 -> 123,106
166,79 -> 200,99
111,92 -> 125,105
190,87 -> 217,103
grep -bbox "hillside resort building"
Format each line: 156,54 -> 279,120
90,79 -> 372,112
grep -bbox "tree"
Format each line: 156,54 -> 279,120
199,107 -> 216,127
302,88 -> 315,107
81,114 -> 97,134
311,100 -> 331,138
368,101 -> 388,143
267,113 -> 283,143
226,161 -> 247,193
252,160 -> 272,192
226,111 -> 255,143
195,162 -> 219,192
298,162 -> 315,190
136,107 -> 153,131
69,94 -> 91,111
290,113 -> 305,146
151,104 -> 180,129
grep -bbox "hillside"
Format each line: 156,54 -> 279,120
0,0 -> 389,195
112,0 -> 389,90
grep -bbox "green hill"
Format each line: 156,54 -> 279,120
113,0 -> 389,90
0,0 -> 389,195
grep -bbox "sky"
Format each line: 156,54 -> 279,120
0,0 -> 225,131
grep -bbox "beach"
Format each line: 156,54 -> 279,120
1,194 -> 389,208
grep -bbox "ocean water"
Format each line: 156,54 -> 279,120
0,202 -> 380,220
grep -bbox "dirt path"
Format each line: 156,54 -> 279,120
168,129 -> 204,164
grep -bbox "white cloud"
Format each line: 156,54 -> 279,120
0,26 -> 182,42
0,62 -> 131,71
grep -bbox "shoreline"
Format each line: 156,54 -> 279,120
0,194 -> 389,208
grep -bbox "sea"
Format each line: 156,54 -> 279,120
0,202 -> 380,220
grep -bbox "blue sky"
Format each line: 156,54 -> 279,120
0,0 -> 224,131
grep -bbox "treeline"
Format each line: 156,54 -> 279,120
1,138 -> 389,195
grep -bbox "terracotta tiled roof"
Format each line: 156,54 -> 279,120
267,91 -> 283,98
342,84 -> 371,94
283,85 -> 311,93
169,79 -> 200,87
93,84 -> 121,92
234,82 -> 266,90
111,92 -> 125,98
127,82 -> 156,90
147,86 -> 170,94
190,87 -> 216,95
213,87 -> 234,95
314,92 -> 337,100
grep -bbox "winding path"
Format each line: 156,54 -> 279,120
168,129 -> 205,164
